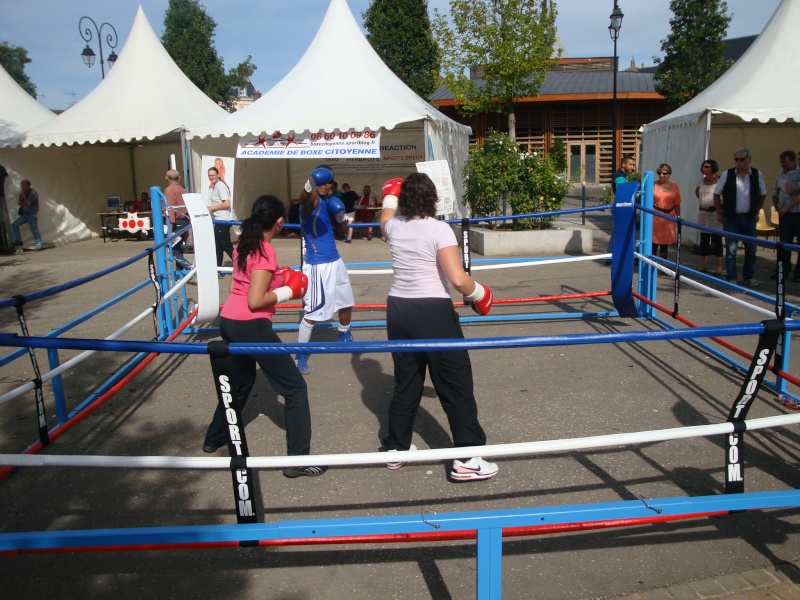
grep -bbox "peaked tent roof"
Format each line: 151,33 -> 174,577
644,0 -> 796,132
0,64 -> 54,147
20,6 -> 227,148
187,0 -> 470,139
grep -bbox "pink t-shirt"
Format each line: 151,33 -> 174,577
220,240 -> 282,321
384,216 -> 456,299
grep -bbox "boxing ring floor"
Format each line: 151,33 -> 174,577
2,235 -> 800,599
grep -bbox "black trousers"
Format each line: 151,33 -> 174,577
384,296 -> 486,451
214,223 -> 234,267
780,213 -> 800,278
204,317 -> 312,456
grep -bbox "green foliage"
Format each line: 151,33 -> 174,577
653,0 -> 732,110
161,0 -> 256,111
363,0 -> 440,98
0,42 -> 36,98
432,0 -> 560,139
463,130 -> 570,230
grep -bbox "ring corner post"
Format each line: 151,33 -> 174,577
637,171 -> 656,317
150,185 -> 174,337
476,527 -> 503,600
610,181 -> 639,318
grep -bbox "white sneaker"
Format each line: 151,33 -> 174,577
386,444 -> 417,470
450,457 -> 499,481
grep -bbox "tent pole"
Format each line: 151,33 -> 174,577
181,130 -> 192,193
129,145 -> 137,204
703,111 -> 712,160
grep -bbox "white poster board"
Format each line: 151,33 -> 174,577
182,193 -> 220,323
416,160 -> 455,216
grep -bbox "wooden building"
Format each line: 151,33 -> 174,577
429,58 -> 669,184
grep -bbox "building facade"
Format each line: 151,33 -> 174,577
429,58 -> 668,184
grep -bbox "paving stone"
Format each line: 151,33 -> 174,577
741,569 -> 783,588
688,579 -> 728,598
771,583 -> 800,600
665,584 -> 701,600
716,573 -> 754,594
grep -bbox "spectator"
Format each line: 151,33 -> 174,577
355,184 -> 381,240
162,169 -> 192,271
651,163 -> 681,260
340,183 -> 359,243
206,166 -> 234,273
775,151 -> 800,282
713,147 -> 766,287
695,159 -> 723,275
12,179 -> 42,252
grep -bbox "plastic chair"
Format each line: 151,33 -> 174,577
756,208 -> 777,241
770,208 -> 780,228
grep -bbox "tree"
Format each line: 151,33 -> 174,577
363,0 -> 440,99
161,0 -> 256,111
0,42 -> 36,98
463,130 -> 570,230
653,0 -> 732,110
432,0 -> 559,141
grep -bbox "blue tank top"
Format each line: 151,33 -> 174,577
299,197 -> 341,265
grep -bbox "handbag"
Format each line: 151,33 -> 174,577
17,206 -> 23,216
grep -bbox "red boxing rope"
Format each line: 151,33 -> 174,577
0,307 -> 200,482
274,291 -> 612,311
633,292 -> 800,388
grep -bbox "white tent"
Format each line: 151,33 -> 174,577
187,0 -> 471,218
641,0 -> 799,242
0,6 -> 227,246
0,65 -> 54,148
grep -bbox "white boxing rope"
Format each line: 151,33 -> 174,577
636,253 -> 776,319
347,254 -> 613,276
0,305 -> 156,408
2,412 -> 799,470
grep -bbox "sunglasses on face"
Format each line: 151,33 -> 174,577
658,171 -> 670,175
734,157 -> 748,162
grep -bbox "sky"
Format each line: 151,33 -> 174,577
2,0 -> 784,111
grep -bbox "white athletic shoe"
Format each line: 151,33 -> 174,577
450,457 -> 499,481
386,444 -> 417,470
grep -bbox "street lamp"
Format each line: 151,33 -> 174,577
79,16 -> 118,79
609,1 -> 624,180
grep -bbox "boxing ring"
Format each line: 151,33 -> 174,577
1,178 -> 800,599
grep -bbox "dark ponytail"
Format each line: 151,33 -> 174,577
235,195 -> 286,272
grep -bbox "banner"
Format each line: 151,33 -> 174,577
237,130 -> 381,160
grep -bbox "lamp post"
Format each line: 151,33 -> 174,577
79,16 -> 118,79
609,1 -> 624,179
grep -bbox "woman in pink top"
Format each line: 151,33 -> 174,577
378,173 -> 498,482
203,195 -> 326,478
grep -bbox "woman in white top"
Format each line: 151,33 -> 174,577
694,159 -> 723,275
206,166 -> 233,268
378,173 -> 498,482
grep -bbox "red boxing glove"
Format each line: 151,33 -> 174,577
464,282 -> 493,315
381,178 -> 403,211
283,269 -> 308,299
274,267 -> 308,303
